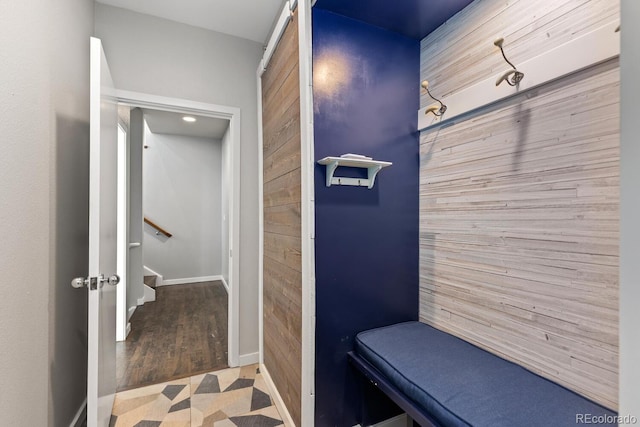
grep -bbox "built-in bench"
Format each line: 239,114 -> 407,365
348,322 -> 617,427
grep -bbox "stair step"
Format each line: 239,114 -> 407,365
144,275 -> 157,288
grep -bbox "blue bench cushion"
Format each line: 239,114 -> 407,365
355,321 -> 617,427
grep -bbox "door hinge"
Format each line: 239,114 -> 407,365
71,274 -> 120,290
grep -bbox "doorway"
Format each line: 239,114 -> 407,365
114,91 -> 242,380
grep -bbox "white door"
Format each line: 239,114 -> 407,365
88,36 -> 119,427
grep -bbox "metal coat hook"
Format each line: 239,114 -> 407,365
494,37 -> 524,87
421,80 -> 447,116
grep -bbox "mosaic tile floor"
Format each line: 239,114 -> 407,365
111,364 -> 285,427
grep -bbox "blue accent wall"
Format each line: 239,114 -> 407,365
315,0 -> 474,40
313,9 -> 420,426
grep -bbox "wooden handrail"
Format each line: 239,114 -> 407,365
144,217 -> 173,238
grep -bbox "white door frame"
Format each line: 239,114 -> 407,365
115,90 -> 242,367
297,1 -> 317,425
116,123 -> 129,342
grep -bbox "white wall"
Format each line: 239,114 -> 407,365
0,0 -> 94,425
95,3 -> 262,356
128,108 -> 145,310
143,122 -> 223,281
620,0 -> 640,419
221,127 -> 231,285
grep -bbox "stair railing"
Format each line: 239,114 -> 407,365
144,217 -> 173,238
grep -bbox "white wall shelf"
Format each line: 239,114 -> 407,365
318,155 -> 392,189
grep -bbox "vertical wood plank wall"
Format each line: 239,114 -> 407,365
261,11 -> 302,426
419,0 -> 620,409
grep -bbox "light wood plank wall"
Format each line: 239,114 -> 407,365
261,10 -> 303,426
419,0 -> 620,409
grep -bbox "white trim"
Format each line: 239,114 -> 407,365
221,276 -> 229,293
116,123 -> 128,342
160,275 -> 223,286
418,20 -> 621,131
298,1 -> 316,425
238,351 -> 260,366
228,107 -> 241,368
117,90 -> 238,119
257,63 -> 265,365
143,284 -> 156,302
127,306 -> 136,321
137,296 -> 145,306
143,265 -> 163,287
69,398 -> 87,427
114,90 -> 241,369
261,364 -> 296,427
125,322 -> 131,338
263,1 -> 293,71
620,2 -> 640,416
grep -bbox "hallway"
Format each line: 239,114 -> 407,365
116,281 -> 228,392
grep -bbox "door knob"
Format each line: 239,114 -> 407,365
71,277 -> 87,288
71,274 -> 119,289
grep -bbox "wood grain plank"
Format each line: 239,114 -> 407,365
264,232 -> 302,273
264,202 -> 302,237
263,100 -> 301,161
264,167 -> 302,209
419,0 -> 620,409
263,66 -> 301,123
261,9 -> 303,426
264,130 -> 302,184
263,12 -> 299,98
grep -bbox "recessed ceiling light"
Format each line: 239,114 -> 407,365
182,116 -> 197,123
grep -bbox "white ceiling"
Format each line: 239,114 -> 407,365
96,0 -> 284,44
143,109 -> 230,140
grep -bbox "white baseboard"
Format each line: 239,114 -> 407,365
137,296 -> 145,306
143,284 -> 156,302
128,305 -> 136,320
353,414 -> 410,427
260,364 -> 296,427
125,322 -> 131,338
238,351 -> 259,366
161,275 -> 223,286
69,398 -> 87,427
143,265 -> 164,287
221,277 -> 229,293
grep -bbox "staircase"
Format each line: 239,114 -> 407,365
143,275 -> 157,302
144,275 -> 157,288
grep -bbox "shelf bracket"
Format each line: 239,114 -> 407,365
325,160 -> 340,188
366,164 -> 383,189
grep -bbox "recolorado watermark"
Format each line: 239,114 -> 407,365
576,413 -> 638,424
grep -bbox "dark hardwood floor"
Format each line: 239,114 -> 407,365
116,281 -> 228,392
